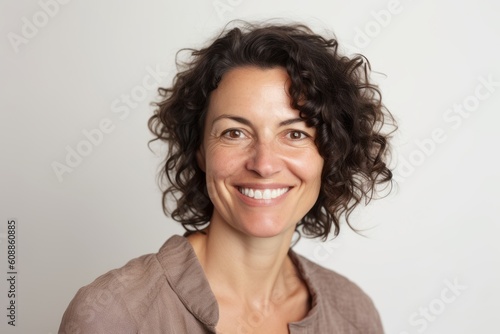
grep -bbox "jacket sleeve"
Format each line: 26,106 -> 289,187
58,281 -> 137,334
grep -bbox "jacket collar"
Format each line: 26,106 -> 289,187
155,235 -> 321,332
156,235 -> 219,331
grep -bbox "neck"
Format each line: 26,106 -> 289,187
188,219 -> 300,305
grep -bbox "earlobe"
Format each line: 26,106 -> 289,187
196,147 -> 206,172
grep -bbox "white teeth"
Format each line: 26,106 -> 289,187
239,187 -> 289,199
263,189 -> 271,200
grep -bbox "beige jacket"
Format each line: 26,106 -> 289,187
59,235 -> 383,333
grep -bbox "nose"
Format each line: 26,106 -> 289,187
245,141 -> 283,177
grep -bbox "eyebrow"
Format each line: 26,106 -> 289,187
212,114 -> 306,127
212,115 -> 251,127
278,117 -> 305,126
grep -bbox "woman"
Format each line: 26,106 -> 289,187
59,22 -> 394,333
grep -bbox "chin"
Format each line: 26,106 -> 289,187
236,217 -> 296,239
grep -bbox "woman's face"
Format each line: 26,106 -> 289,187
198,66 -> 324,238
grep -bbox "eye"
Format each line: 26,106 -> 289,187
221,129 -> 245,139
286,130 -> 309,140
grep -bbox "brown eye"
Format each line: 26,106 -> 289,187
287,130 -> 308,140
222,129 -> 244,139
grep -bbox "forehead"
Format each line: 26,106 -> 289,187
216,66 -> 290,89
207,66 -> 295,121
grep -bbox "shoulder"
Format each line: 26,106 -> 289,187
291,252 -> 384,333
59,251 -> 165,334
299,255 -> 376,309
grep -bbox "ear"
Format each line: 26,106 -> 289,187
196,146 -> 206,172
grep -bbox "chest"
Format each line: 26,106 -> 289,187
215,287 -> 310,334
216,309 -> 296,334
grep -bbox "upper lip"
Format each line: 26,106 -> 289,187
236,183 -> 292,189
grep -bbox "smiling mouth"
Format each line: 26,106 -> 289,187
238,187 -> 290,200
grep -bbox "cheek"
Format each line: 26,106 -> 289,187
204,150 -> 243,204
289,150 -> 324,182
310,161 -> 324,192
300,157 -> 324,200
205,148 -> 242,181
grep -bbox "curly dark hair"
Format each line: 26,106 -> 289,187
148,21 -> 395,240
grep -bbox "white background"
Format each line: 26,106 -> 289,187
1,0 -> 499,333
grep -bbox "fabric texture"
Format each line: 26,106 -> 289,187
59,235 -> 384,333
